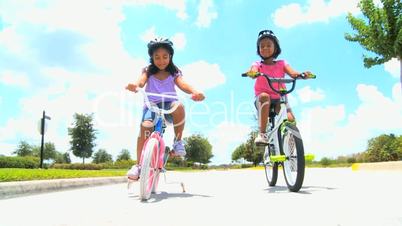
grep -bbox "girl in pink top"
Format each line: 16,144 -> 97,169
249,30 -> 312,145
125,38 -> 205,180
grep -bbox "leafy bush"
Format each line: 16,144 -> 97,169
99,160 -> 136,169
0,156 -> 39,168
52,163 -> 102,170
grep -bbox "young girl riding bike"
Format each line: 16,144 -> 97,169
248,30 -> 312,145
125,37 -> 205,180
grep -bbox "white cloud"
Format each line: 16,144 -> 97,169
299,83 -> 402,159
0,0 -> 189,160
296,86 -> 325,103
208,122 -> 252,164
0,27 -> 27,55
140,28 -> 186,50
141,26 -> 157,43
273,0 -> 360,28
180,61 -> 226,92
0,70 -> 30,88
0,142 -> 16,156
384,58 -> 400,79
129,0 -> 188,20
171,32 -> 186,50
195,0 -> 218,28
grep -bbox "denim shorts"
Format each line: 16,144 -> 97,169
142,101 -> 174,123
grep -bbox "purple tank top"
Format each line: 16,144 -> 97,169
145,71 -> 181,104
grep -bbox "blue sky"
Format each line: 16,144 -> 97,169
0,0 -> 401,164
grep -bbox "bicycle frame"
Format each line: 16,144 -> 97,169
134,89 -> 185,200
265,96 -> 288,156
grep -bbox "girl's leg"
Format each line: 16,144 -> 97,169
287,111 -> 296,122
258,93 -> 271,133
136,121 -> 154,162
170,102 -> 185,141
285,97 -> 295,122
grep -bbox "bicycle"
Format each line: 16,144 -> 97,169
242,71 -> 316,192
127,89 -> 185,201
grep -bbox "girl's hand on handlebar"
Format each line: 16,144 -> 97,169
126,83 -> 138,92
191,92 -> 205,101
299,71 -> 316,79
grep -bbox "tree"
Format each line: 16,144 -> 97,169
32,142 -> 57,160
184,134 -> 213,164
13,141 -> 32,156
231,130 -> 264,166
232,143 -> 246,162
244,131 -> 264,166
92,149 -> 113,164
54,152 -> 71,164
116,149 -> 131,161
345,0 -> 402,90
366,134 -> 400,162
68,113 -> 97,164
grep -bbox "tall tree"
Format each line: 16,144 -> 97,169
13,141 -> 32,156
68,113 -> 97,164
345,0 -> 402,90
116,149 -> 131,161
184,134 -> 213,164
92,149 -> 113,164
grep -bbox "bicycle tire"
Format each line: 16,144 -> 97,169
281,124 -> 305,192
139,138 -> 159,200
151,171 -> 160,194
263,145 -> 278,186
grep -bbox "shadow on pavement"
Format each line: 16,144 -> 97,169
144,191 -> 212,203
264,185 -> 337,194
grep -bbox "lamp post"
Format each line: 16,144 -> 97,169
39,110 -> 51,168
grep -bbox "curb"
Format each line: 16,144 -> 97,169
0,176 -> 126,200
351,161 -> 402,171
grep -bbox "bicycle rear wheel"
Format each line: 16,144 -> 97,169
139,138 -> 159,200
263,145 -> 278,186
281,124 -> 305,192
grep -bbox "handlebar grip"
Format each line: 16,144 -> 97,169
308,74 -> 317,79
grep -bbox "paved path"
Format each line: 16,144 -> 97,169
0,168 -> 402,226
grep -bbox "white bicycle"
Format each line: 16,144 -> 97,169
242,72 -> 315,192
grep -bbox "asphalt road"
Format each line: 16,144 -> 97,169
1,168 -> 402,226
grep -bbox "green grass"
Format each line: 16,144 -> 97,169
0,168 -> 127,182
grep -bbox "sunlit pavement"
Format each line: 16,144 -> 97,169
0,168 -> 401,226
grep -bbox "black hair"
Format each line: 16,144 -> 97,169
146,41 -> 179,76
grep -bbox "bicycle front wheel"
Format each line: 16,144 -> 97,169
281,124 -> 305,192
263,145 -> 278,186
139,138 -> 159,200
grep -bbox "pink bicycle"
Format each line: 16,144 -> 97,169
128,89 -> 185,201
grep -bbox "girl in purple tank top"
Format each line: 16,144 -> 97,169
125,38 -> 205,180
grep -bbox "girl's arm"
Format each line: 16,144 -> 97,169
126,70 -> 148,92
175,76 -> 205,101
284,64 -> 312,78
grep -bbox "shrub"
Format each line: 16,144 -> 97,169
52,163 -> 102,170
0,156 -> 39,168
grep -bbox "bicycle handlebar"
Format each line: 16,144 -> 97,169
241,71 -> 316,95
137,89 -> 180,115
